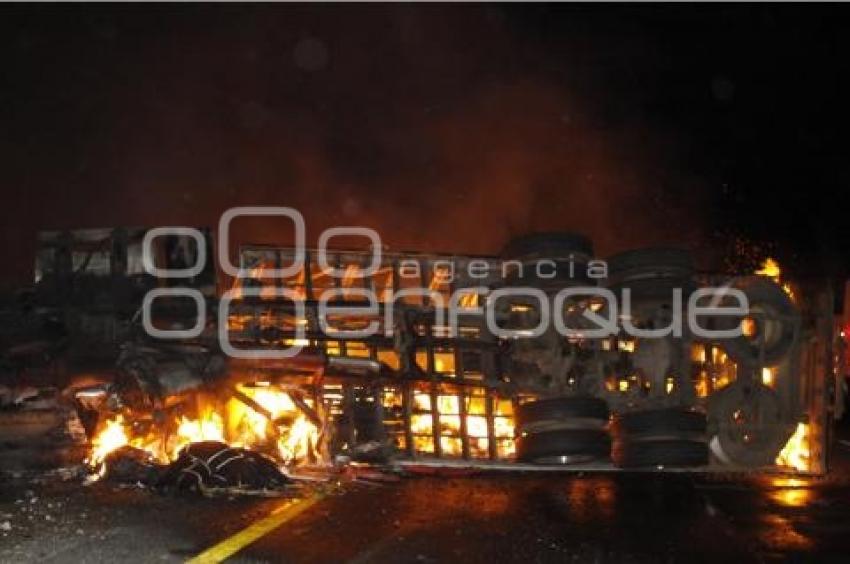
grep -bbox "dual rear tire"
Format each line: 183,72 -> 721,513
515,399 -> 710,468
515,396 -> 611,464
612,408 -> 709,468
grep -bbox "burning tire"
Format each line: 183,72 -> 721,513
517,428 -> 611,464
515,396 -> 611,463
710,276 -> 799,366
612,408 -> 708,468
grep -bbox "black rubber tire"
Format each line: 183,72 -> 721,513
606,248 -> 694,279
612,439 -> 709,468
516,396 -> 610,429
711,276 -> 799,366
605,248 -> 695,302
517,428 -> 611,464
500,232 -> 594,261
500,232 -> 596,287
614,408 -> 707,439
608,277 -> 697,303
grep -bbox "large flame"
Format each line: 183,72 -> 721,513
172,409 -> 226,457
754,259 -> 809,473
88,385 -> 319,472
775,422 -> 811,472
277,414 -> 318,463
88,415 -> 130,467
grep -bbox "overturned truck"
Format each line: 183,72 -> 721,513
13,228 -> 841,475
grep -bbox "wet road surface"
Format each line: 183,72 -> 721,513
237,473 -> 849,563
2,463 -> 850,563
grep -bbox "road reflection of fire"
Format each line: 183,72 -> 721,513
564,477 -> 616,522
760,514 -> 813,551
768,477 -> 813,508
756,476 -> 814,551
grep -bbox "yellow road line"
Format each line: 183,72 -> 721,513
186,494 -> 324,564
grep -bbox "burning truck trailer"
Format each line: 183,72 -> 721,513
211,234 -> 835,475
3,228 -> 839,488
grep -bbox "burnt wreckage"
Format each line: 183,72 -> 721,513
2,228 -> 839,475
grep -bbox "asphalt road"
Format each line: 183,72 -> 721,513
3,455 -> 850,564
238,472 -> 850,564
3,418 -> 850,564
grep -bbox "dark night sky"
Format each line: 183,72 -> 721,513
1,4 -> 848,286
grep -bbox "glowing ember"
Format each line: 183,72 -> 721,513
457,292 -> 479,309
761,367 -> 776,387
775,422 -> 811,472
409,390 -> 515,458
755,257 -> 781,279
741,317 -> 758,337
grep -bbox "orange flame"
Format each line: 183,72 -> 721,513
755,257 -> 795,300
775,422 -> 811,472
409,390 -> 515,458
88,385 -> 320,471
88,415 -> 130,467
